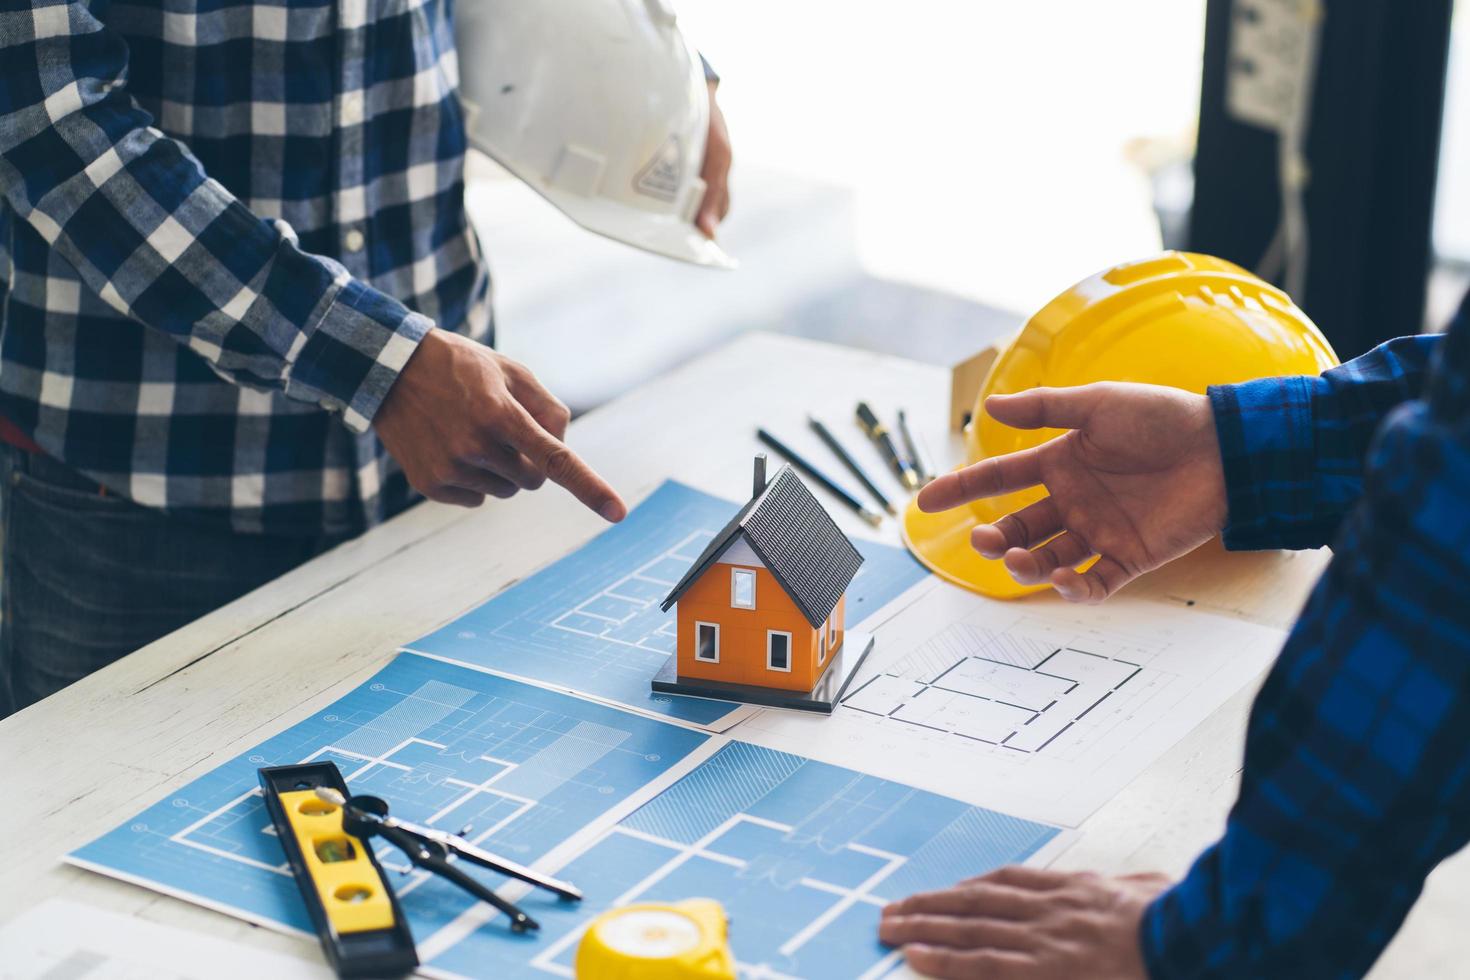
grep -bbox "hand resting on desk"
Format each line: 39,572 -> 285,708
880,865 -> 1168,979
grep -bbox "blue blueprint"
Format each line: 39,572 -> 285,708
431,742 -> 1061,979
69,654 -> 708,943
405,480 -> 929,726
70,655 -> 1059,979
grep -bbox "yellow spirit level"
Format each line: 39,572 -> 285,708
258,763 -> 418,978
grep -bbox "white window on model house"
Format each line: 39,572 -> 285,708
730,568 -> 756,609
766,630 -> 792,672
829,619 -> 838,647
695,622 -> 720,663
819,628 -> 827,664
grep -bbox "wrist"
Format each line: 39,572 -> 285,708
1194,393 -> 1230,534
373,326 -> 448,437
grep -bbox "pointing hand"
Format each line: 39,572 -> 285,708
375,329 -> 627,521
917,383 -> 1227,603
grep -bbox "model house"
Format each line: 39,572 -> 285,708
659,456 -> 865,693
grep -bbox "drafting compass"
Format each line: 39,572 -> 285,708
315,786 -> 582,933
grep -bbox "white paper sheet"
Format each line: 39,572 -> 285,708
734,580 -> 1287,827
0,898 -> 328,980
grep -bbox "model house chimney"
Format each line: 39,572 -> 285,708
752,453 -> 767,498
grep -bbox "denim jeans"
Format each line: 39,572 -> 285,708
0,445 -> 348,717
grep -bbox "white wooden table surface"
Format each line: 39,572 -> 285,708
0,334 -> 1462,977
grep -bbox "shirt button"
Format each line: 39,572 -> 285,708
344,228 -> 365,253
341,93 -> 364,125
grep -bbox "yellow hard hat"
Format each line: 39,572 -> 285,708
902,251 -> 1339,599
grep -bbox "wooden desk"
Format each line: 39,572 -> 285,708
0,335 -> 1457,976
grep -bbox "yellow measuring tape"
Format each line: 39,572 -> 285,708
576,900 -> 736,979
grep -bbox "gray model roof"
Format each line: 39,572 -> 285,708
660,464 -> 864,628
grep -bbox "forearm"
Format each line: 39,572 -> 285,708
1209,334 -> 1441,551
0,0 -> 428,431
1144,328 -> 1470,976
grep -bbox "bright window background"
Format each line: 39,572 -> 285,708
1431,3 -> 1470,327
1436,5 -> 1470,261
677,0 -> 1206,315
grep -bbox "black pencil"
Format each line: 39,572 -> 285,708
856,401 -> 920,491
808,416 -> 897,516
756,428 -> 883,527
896,409 -> 936,484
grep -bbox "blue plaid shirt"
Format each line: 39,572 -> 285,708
0,0 -> 491,534
1142,314 -> 1470,976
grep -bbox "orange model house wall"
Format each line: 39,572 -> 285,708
674,560 -> 846,692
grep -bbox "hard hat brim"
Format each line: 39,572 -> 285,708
901,496 -> 1049,600
554,190 -> 739,270
478,144 -> 738,271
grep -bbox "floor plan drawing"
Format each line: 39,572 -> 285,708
404,481 -> 928,730
68,654 -> 711,944
840,621 -> 1152,754
422,742 -> 1063,980
547,529 -> 714,657
743,582 -> 1287,826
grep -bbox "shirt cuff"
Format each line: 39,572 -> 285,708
1139,891 -> 1172,979
1209,375 -> 1332,551
1137,844 -> 1234,980
1138,878 -> 1202,980
284,276 -> 432,434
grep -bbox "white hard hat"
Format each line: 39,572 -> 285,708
455,0 -> 736,270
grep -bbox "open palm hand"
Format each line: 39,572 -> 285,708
917,383 -> 1228,603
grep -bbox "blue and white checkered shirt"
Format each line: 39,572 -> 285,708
0,0 -> 491,534
1143,314 -> 1470,976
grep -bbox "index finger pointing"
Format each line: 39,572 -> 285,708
916,448 -> 1043,513
985,385 -> 1103,431
507,410 -> 627,522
